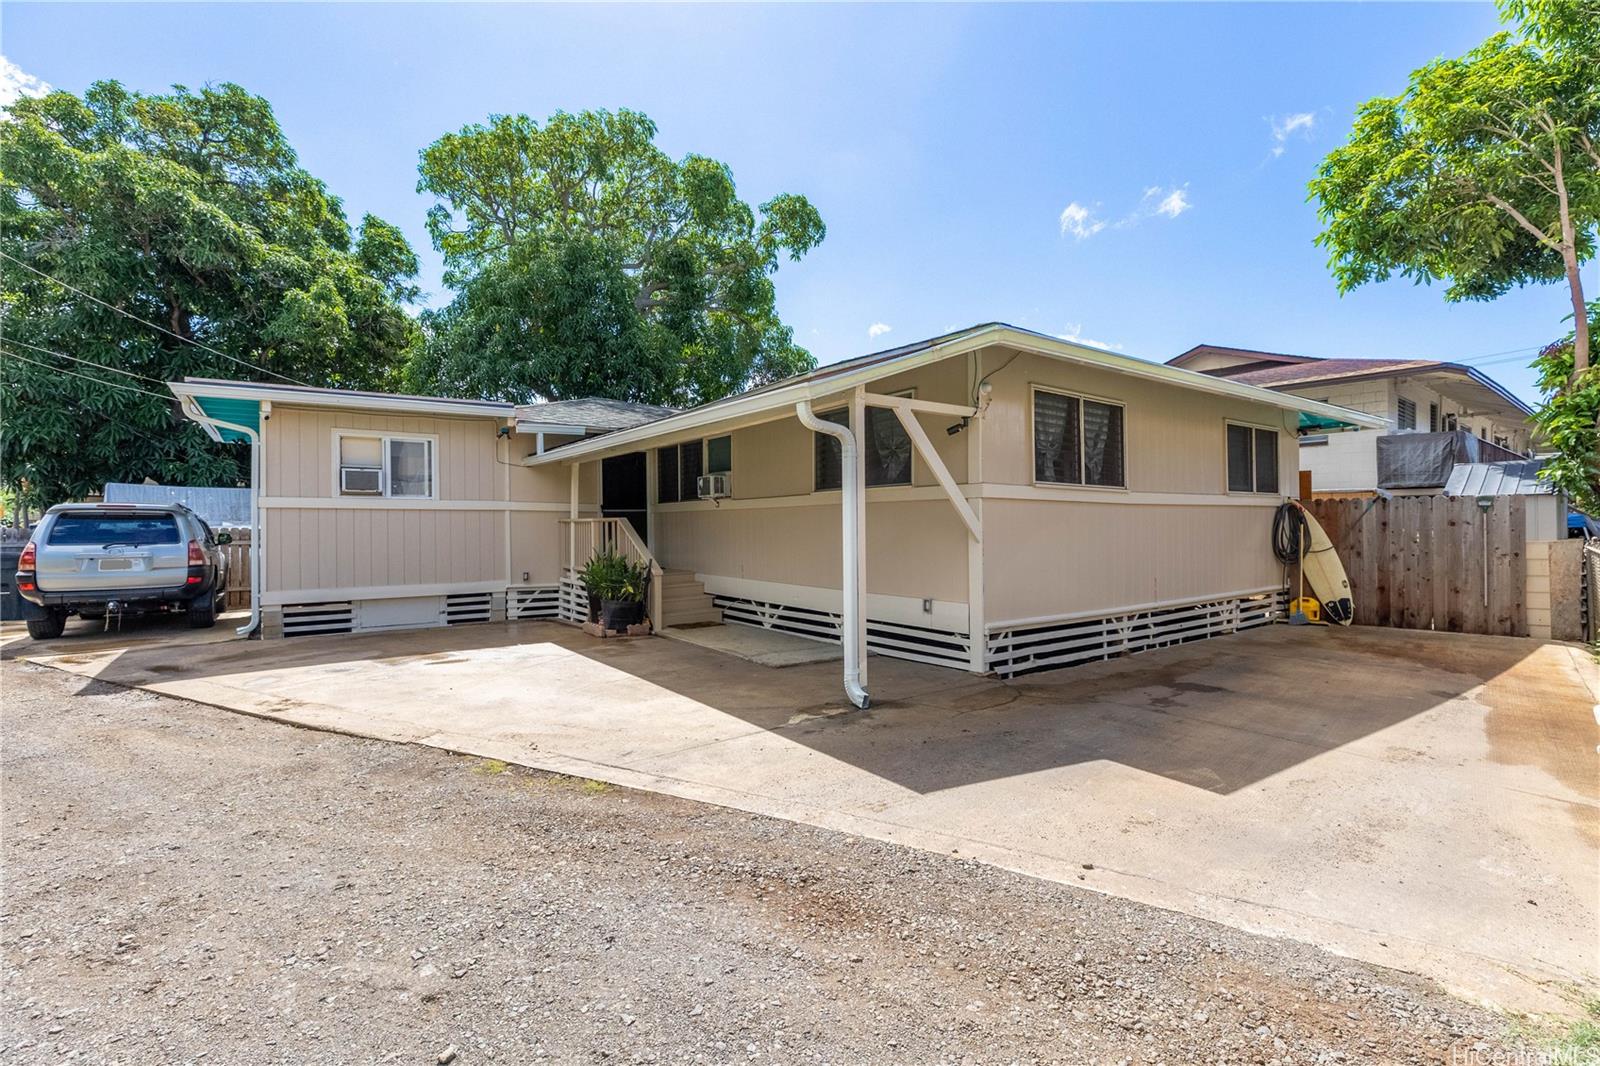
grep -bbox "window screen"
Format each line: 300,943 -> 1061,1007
706,435 -> 732,474
864,407 -> 912,486
1253,428 -> 1279,493
1034,391 -> 1082,485
1226,423 -> 1254,492
339,435 -> 382,468
1428,402 -> 1439,433
679,440 -> 703,500
388,439 -> 432,498
1397,397 -> 1417,431
657,447 -> 679,504
813,409 -> 848,491
1082,400 -> 1124,487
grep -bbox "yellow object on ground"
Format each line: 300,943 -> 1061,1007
1290,596 -> 1324,625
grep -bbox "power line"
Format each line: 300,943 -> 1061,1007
0,348 -> 174,402
0,249 -> 310,387
3,336 -> 168,386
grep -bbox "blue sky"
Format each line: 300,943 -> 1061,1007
5,2 -> 1592,406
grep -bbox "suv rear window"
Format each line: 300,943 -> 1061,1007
47,514 -> 182,547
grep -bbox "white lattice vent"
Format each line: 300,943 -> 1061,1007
987,590 -> 1284,678
444,592 -> 494,625
508,585 -> 560,620
711,596 -> 972,670
281,601 -> 355,637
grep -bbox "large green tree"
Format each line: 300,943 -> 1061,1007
1309,0 -> 1599,377
406,108 -> 824,406
1,80 -> 421,508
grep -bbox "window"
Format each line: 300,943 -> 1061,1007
1428,402 -> 1439,433
1226,423 -> 1279,494
48,513 -> 180,546
813,405 -> 914,490
656,446 -> 679,504
1397,397 -> 1417,431
336,432 -> 435,499
1033,388 -> 1125,488
1442,412 -> 1458,432
657,436 -> 726,502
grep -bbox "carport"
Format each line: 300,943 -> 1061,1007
9,618 -> 1596,1014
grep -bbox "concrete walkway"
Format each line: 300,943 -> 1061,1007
10,618 -> 1597,1014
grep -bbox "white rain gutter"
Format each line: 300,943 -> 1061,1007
179,396 -> 263,638
795,400 -> 869,710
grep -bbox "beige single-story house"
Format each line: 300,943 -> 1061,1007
170,323 -> 1385,705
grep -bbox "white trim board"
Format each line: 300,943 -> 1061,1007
654,484 -> 1292,512
263,580 -> 509,607
259,497 -> 593,513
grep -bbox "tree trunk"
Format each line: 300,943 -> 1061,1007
1561,243 -> 1589,377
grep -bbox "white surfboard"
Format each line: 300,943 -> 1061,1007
1295,503 -> 1353,625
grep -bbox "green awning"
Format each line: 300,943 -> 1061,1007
1298,411 -> 1359,433
194,395 -> 260,442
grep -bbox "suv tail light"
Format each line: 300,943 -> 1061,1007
187,539 -> 206,566
16,541 -> 36,592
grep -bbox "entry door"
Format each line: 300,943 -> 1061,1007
601,452 -> 648,543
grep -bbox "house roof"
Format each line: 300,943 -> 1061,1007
515,397 -> 678,433
170,378 -> 515,421
524,322 -> 1388,467
1167,345 -> 1534,417
1442,459 -> 1555,498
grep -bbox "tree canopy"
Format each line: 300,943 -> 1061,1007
405,108 -> 824,406
1308,0 -> 1599,375
0,80 -> 421,508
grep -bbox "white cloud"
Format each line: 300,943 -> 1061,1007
867,322 -> 893,340
1269,112 -> 1316,157
0,56 -> 50,108
1054,323 -> 1123,351
1058,202 -> 1105,240
1152,186 -> 1191,219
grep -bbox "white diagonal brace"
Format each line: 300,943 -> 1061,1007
886,401 -> 982,542
861,392 -> 978,419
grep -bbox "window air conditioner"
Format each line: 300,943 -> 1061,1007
697,473 -> 731,499
341,466 -> 383,495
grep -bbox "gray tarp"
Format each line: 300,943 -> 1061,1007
1376,432 -> 1523,490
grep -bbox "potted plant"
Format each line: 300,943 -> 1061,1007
578,550 -> 648,631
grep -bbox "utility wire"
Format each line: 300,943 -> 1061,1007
0,348 -> 174,401
2,336 -> 168,386
0,249 -> 310,387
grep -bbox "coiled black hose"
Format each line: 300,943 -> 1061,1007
1272,501 -> 1309,565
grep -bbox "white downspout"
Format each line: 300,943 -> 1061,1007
181,397 -> 263,638
795,401 -> 870,709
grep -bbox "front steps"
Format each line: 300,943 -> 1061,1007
658,569 -> 722,627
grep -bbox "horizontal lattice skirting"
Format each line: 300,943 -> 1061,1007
281,601 -> 355,637
508,585 -> 560,620
986,590 -> 1286,678
444,592 -> 494,625
711,595 -> 972,670
557,577 -> 588,624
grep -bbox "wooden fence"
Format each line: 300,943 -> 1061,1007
1302,496 -> 1527,636
221,530 -> 252,610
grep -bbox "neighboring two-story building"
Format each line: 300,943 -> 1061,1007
1166,345 -> 1537,496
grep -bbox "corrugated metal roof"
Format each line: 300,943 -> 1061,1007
103,483 -> 252,526
1442,460 -> 1555,497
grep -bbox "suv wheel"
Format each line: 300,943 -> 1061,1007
26,610 -> 67,641
187,595 -> 218,629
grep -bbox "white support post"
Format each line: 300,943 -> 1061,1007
850,387 -> 869,695
568,463 -> 579,575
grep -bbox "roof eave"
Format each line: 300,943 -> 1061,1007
523,325 -> 1385,466
168,380 -> 515,420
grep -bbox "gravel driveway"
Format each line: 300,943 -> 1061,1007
2,660 -> 1530,1064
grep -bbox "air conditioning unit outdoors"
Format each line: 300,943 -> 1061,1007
340,466 -> 383,495
696,473 -> 731,500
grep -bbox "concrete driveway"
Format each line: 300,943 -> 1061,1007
9,618 -> 1596,1014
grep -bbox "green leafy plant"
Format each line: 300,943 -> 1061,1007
406,108 -> 824,407
577,549 -> 648,603
1532,301 -> 1600,514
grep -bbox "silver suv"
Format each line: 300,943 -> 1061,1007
15,503 -> 232,640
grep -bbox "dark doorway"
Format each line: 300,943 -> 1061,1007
601,452 -> 648,542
